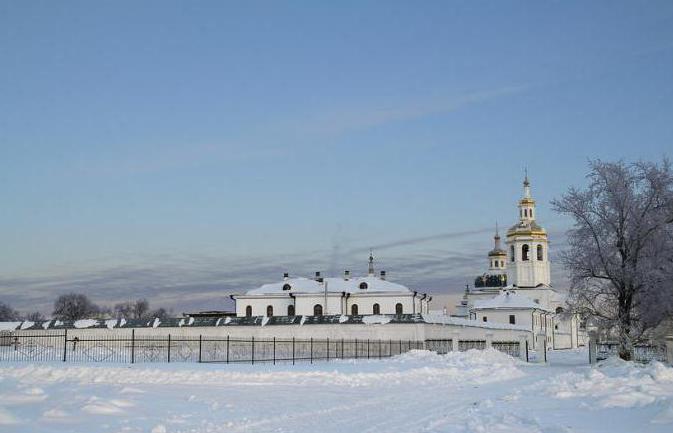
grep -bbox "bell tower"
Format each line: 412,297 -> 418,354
506,174 -> 551,287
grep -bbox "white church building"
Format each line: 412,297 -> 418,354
454,175 -> 584,350
231,254 -> 432,318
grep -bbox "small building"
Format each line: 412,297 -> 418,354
472,289 -> 553,350
231,254 -> 431,318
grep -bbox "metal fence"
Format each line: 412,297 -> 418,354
0,331 -> 524,364
596,342 -> 667,363
0,331 -> 426,364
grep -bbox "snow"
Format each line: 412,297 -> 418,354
104,319 -> 117,330
152,318 -> 161,328
338,314 -> 349,323
362,315 -> 392,325
0,322 -> 20,331
0,349 -> 671,432
18,322 -> 34,330
246,275 -> 412,295
73,319 -> 98,329
473,289 -> 553,312
41,321 -> 51,330
188,317 -> 194,326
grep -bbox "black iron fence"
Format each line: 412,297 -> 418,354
596,342 -> 666,363
0,331 -> 425,364
0,331 -> 523,364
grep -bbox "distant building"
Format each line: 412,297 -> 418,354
231,253 -> 432,318
455,175 -> 585,350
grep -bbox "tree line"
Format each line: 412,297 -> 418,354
0,294 -> 170,322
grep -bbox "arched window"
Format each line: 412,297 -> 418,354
313,304 -> 323,316
266,305 -> 273,317
245,306 -> 252,317
530,209 -> 533,219
373,303 -> 380,315
537,244 -> 543,261
282,283 -> 291,291
524,209 -> 528,217
359,282 -> 368,290
395,303 -> 403,315
510,245 -> 515,262
287,305 -> 295,316
522,244 -> 530,261
351,304 -> 358,315
500,260 -> 504,268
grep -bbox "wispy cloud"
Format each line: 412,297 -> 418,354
295,85 -> 529,136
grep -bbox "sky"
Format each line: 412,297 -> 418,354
1,0 -> 672,315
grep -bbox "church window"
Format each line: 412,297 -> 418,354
282,283 -> 291,291
509,315 -> 516,324
500,260 -> 504,267
530,209 -> 533,219
351,304 -> 358,315
266,305 -> 273,317
524,209 -> 528,217
287,305 -> 295,316
537,245 -> 543,261
359,282 -> 368,290
395,303 -> 403,314
522,244 -> 530,261
313,304 -> 323,316
245,306 -> 252,317
482,316 -> 487,322
373,303 -> 380,315
510,246 -> 515,262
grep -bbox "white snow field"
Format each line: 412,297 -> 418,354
1,349 -> 672,433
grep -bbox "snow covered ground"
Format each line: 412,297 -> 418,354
1,349 -> 672,433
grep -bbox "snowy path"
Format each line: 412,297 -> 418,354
1,349 -> 673,432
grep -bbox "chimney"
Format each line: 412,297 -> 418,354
315,271 -> 324,283
344,270 -> 350,280
283,272 -> 289,280
380,270 -> 386,280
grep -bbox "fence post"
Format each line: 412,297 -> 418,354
326,337 -> 330,361
378,340 -> 381,358
167,334 -> 171,363
399,339 -> 402,355
665,336 -> 673,366
588,331 -> 598,365
131,329 -> 135,364
518,336 -> 527,362
367,339 -> 370,359
273,337 -> 276,365
310,338 -> 313,364
226,335 -> 230,364
355,338 -> 358,359
198,335 -> 202,363
525,340 -> 529,362
485,332 -> 493,350
341,338 -> 344,359
389,339 -> 392,357
251,336 -> 254,365
292,337 -> 295,365
62,329 -> 68,362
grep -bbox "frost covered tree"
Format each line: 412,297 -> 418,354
552,159 -> 673,360
52,293 -> 100,321
0,302 -> 20,321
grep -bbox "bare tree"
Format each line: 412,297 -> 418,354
52,293 -> 100,321
0,302 -> 20,321
114,299 -> 152,319
23,311 -> 45,321
552,159 -> 673,360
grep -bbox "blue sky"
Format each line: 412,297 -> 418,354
1,1 -> 672,314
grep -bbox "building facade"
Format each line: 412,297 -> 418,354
456,175 -> 585,350
231,254 -> 432,318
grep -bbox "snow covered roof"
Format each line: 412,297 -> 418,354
472,290 -> 553,312
245,275 -> 413,295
